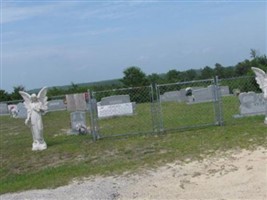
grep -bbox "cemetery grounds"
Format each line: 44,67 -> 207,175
0,95 -> 267,199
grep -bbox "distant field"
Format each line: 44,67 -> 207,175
28,78 -> 123,94
0,97 -> 266,194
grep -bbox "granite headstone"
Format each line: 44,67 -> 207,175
0,103 -> 9,115
238,92 -> 266,116
47,100 -> 66,112
17,102 -> 28,118
70,111 -> 87,134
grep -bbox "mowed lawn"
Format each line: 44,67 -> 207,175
0,96 -> 266,194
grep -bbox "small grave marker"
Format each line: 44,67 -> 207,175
0,103 -> 9,115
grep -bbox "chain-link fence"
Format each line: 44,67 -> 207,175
88,78 -> 225,139
156,78 -> 222,132
89,86 -> 156,139
2,75 -> 266,195
219,76 -> 265,125
88,76 -> 266,140
1,76 -> 265,141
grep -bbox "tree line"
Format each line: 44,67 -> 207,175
1,49 -> 266,102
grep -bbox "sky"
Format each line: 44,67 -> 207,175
1,0 -> 266,93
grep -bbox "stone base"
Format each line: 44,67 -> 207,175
32,142 -> 47,151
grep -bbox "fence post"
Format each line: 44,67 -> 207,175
214,76 -> 224,126
88,90 -> 100,141
150,83 -> 164,134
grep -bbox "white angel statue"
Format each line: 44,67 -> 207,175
19,87 -> 48,151
251,67 -> 267,124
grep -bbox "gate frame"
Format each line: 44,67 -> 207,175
88,77 -> 224,141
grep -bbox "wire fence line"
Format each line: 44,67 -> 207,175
1,76 -> 265,141
88,76 -> 264,140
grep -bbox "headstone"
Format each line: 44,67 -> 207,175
160,85 -> 229,104
66,93 -> 87,111
191,86 -> 214,103
74,94 -> 87,111
100,95 -> 131,106
47,100 -> 66,112
16,102 -> 28,118
220,86 -> 230,96
70,111 -> 87,134
97,95 -> 135,118
238,92 -> 267,116
190,85 -> 229,103
66,94 -> 76,111
0,103 -> 9,115
160,91 -> 182,102
160,89 -> 191,103
97,102 -> 135,118
179,89 -> 188,101
8,104 -> 18,118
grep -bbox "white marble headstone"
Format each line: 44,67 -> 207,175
239,92 -> 266,116
0,103 -> 8,115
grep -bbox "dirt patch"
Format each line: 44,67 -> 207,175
1,147 -> 267,200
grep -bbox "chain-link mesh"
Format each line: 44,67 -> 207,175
1,76 -> 265,141
91,86 -> 155,138
156,79 -> 221,132
219,76 -> 266,125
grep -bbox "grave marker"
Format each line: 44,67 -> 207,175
47,100 -> 66,111
238,92 -> 266,116
100,95 -> 131,105
66,93 -> 87,111
16,102 -> 28,118
70,111 -> 88,134
0,103 -> 8,115
97,95 -> 135,118
97,102 -> 135,118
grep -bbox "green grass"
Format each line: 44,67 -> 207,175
98,103 -> 153,136
161,101 -> 216,129
0,98 -> 267,194
97,96 -> 241,137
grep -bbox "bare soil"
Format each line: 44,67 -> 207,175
1,147 -> 267,200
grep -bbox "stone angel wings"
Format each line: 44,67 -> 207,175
251,67 -> 267,90
19,87 -> 48,111
251,67 -> 267,99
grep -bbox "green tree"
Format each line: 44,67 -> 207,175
68,82 -> 79,93
0,90 -> 10,102
235,59 -> 251,76
147,73 -> 165,84
201,66 -> 214,79
121,66 -> 148,87
166,69 -> 181,83
47,87 -> 65,97
10,85 -> 25,100
223,66 -> 235,78
183,69 -> 198,81
214,63 -> 225,78
257,55 -> 267,67
250,48 -> 258,59
250,55 -> 267,72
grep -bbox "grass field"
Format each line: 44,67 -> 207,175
0,97 -> 266,194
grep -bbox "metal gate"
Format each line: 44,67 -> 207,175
88,86 -> 157,139
156,78 -> 223,132
88,78 -> 223,140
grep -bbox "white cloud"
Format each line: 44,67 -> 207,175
1,2 -> 68,24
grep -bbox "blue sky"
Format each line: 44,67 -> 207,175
1,0 -> 266,92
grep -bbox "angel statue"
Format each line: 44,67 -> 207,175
251,67 -> 267,124
19,87 -> 48,151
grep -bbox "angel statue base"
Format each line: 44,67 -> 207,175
251,67 -> 267,125
19,87 -> 48,151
